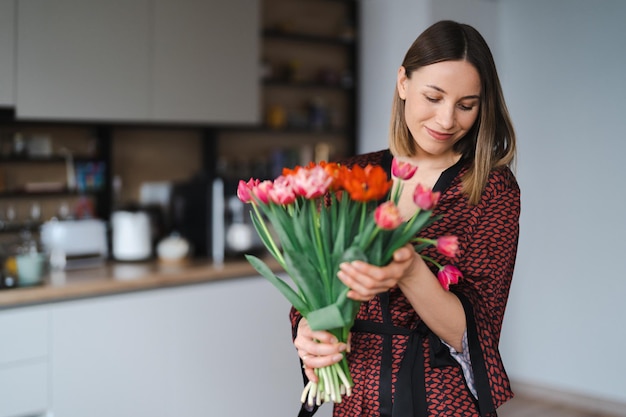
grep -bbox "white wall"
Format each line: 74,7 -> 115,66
358,0 -> 499,153
359,0 -> 626,406
358,0 -> 430,154
497,0 -> 626,404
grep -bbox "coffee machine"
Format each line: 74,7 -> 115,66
169,173 -> 225,262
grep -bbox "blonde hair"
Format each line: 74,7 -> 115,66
389,21 -> 516,205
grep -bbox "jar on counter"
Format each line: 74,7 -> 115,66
0,242 -> 18,290
9,231 -> 48,287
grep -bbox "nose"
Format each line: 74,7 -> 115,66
435,104 -> 456,130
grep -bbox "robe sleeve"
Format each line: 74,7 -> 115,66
452,170 -> 521,410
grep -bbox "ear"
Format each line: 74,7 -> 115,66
397,66 -> 408,100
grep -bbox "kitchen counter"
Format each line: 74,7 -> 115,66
0,257 -> 282,309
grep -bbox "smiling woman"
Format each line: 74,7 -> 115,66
291,20 -> 519,417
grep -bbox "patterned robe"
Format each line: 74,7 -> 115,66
291,149 -> 520,417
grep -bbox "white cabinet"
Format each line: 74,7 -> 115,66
152,0 -> 260,124
16,0 -> 152,121
49,277 -> 307,417
15,0 -> 260,124
165,278 -> 305,416
49,290 -> 171,417
0,0 -> 15,106
0,308 -> 49,417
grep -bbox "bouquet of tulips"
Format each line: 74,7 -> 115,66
237,157 -> 462,407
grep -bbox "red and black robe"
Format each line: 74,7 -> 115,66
291,149 -> 520,417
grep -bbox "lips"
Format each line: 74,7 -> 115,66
425,126 -> 454,141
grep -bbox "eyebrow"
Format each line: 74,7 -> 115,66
426,84 -> 480,100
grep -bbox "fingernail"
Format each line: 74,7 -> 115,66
332,354 -> 344,362
338,343 -> 347,352
330,336 -> 338,344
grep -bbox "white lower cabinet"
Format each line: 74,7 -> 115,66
49,290 -> 171,417
47,277 -> 311,417
0,361 -> 48,417
0,307 -> 49,417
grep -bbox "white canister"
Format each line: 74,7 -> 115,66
111,210 -> 152,261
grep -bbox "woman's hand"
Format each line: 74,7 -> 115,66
337,244 -> 424,301
294,318 -> 348,382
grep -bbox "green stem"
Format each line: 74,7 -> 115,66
420,253 -> 443,269
252,203 -> 285,267
363,227 -> 380,251
359,203 -> 366,236
311,198 -> 330,289
391,180 -> 403,204
403,207 -> 422,233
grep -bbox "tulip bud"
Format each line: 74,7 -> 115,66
413,184 -> 441,210
436,236 -> 459,258
391,158 -> 418,180
437,265 -> 463,291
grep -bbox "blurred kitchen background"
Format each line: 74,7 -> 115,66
0,0 -> 624,416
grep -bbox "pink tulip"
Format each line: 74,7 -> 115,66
436,236 -> 459,258
374,201 -> 403,230
292,166 -> 333,199
391,158 -> 418,180
437,265 -> 463,291
237,178 -> 260,203
268,176 -> 296,205
252,180 -> 273,204
413,184 -> 441,210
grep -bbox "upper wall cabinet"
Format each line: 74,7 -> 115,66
152,0 -> 260,124
0,0 -> 16,107
16,0 -> 152,121
15,0 -> 260,124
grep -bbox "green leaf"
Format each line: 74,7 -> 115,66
283,250 -> 326,309
369,233 -> 384,266
245,255 -> 310,315
340,246 -> 368,264
307,303 -> 349,331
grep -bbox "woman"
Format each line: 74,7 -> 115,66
292,20 -> 520,417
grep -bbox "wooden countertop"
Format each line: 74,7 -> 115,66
0,257 -> 282,309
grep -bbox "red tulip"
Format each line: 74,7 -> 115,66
268,176 -> 296,205
413,184 -> 441,210
437,265 -> 463,291
292,166 -> 333,199
252,180 -> 273,204
436,236 -> 459,258
391,158 -> 418,180
374,201 -> 402,230
237,178 -> 260,203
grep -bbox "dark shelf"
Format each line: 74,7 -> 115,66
221,125 -> 350,135
0,221 -> 43,234
0,155 -> 101,163
262,29 -> 354,46
262,79 -> 354,90
0,189 -> 102,199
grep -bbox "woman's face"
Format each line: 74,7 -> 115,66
397,60 -> 481,163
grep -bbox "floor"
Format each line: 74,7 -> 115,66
498,394 -> 622,417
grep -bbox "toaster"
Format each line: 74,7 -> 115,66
40,219 -> 108,269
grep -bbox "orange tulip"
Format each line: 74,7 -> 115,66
342,164 -> 392,202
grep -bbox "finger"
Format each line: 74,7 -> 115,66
298,320 -> 340,344
304,367 -> 318,383
299,342 -> 346,359
303,352 -> 345,370
393,245 -> 414,261
338,263 -> 389,295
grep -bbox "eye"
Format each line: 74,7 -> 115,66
425,95 -> 440,103
457,102 -> 478,112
